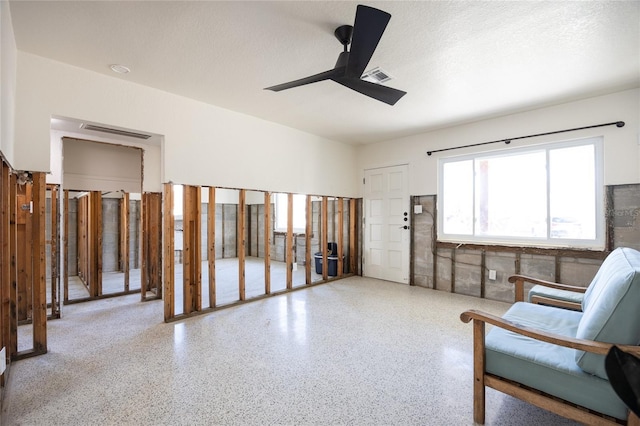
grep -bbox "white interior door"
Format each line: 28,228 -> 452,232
363,165 -> 410,284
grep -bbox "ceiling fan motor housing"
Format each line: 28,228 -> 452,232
334,25 -> 353,49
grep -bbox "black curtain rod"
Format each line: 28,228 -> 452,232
426,121 -> 625,156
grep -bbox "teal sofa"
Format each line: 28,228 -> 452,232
461,247 -> 640,425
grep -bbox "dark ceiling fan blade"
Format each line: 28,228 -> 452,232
265,67 -> 345,92
333,77 -> 406,106
345,5 -> 391,79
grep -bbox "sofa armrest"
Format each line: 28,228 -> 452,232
508,274 -> 587,302
460,309 -> 640,357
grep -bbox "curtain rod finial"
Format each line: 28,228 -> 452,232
427,151 -> 432,156
616,121 -> 625,128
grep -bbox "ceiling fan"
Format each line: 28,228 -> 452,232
265,5 -> 406,106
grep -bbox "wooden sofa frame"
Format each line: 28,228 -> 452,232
461,289 -> 640,425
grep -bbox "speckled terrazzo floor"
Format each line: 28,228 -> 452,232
2,276 -> 579,425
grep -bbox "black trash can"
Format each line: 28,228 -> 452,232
314,253 -> 340,276
327,242 -> 338,256
314,242 -> 342,276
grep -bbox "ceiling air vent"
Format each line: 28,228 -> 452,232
361,67 -> 392,84
80,123 -> 151,140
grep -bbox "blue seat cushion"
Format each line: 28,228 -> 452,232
528,285 -> 584,305
576,247 -> 640,379
485,302 -> 628,420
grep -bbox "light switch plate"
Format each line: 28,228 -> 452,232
0,347 -> 6,375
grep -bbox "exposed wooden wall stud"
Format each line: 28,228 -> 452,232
163,184 -> 175,321
286,193 -> 293,289
321,196 -> 328,281
0,164 -> 11,367
238,189 -> 246,300
31,172 -> 47,355
120,193 -> 130,291
182,186 -> 201,313
349,198 -> 356,275
264,192 -> 271,294
9,172 -> 17,355
63,190 -> 69,302
337,197 -> 344,276
208,187 -> 216,308
305,195 -> 312,285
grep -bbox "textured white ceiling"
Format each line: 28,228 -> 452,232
9,1 -> 640,145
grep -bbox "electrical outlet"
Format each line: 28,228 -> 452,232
489,270 -> 497,280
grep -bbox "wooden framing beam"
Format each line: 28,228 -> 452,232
63,190 -> 69,302
182,186 -> 201,313
349,198 -> 356,275
163,184 -> 175,321
120,193 -> 130,291
321,196 -> 328,281
142,192 -> 163,301
286,193 -> 293,289
264,192 -> 271,294
305,195 -> 312,285
16,182 -> 31,323
208,187 -> 216,308
31,172 -> 47,354
9,172 -> 17,356
337,197 -> 344,276
0,163 -> 10,368
87,191 -> 102,298
238,189 -> 246,300
77,194 -> 87,288
141,193 -> 148,297
48,185 -> 59,318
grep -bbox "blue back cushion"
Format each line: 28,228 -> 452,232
575,247 -> 640,379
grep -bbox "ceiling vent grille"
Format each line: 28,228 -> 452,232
361,67 -> 392,84
80,123 -> 151,139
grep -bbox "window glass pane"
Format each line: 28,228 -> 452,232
292,194 -> 306,231
442,160 -> 473,235
437,136 -> 602,249
549,144 -> 596,239
474,152 -> 547,238
275,193 -> 287,230
276,193 -> 306,231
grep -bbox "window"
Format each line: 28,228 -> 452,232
275,193 -> 306,232
438,137 -> 604,249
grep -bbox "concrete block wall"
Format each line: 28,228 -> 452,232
65,197 -> 140,276
611,184 -> 640,250
411,196 -> 435,288
67,198 -> 77,276
129,200 -> 140,269
45,197 -> 58,279
411,183 -> 640,303
102,198 -> 119,272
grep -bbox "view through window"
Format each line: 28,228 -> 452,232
275,193 -> 306,232
438,137 -> 604,249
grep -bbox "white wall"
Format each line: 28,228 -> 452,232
63,138 -> 142,193
48,129 -> 162,193
357,89 -> 640,197
0,0 -> 17,166
14,52 -> 358,197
